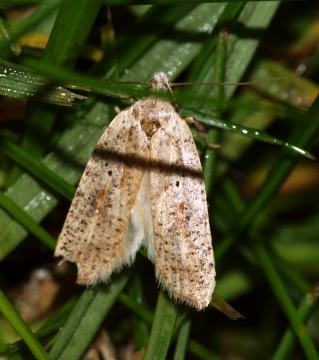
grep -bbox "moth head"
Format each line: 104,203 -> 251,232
150,72 -> 172,93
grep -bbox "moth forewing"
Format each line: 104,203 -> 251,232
55,75 -> 216,310
148,100 -> 215,310
55,105 -> 148,285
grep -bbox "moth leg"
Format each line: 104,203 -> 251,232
184,116 -> 220,149
114,106 -> 121,114
114,98 -> 138,114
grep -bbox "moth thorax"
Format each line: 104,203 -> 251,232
140,117 -> 161,139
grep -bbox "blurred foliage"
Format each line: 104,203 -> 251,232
0,2 -> 318,360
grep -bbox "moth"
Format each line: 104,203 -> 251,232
55,72 -> 216,310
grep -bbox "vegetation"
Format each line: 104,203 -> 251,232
0,1 -> 318,359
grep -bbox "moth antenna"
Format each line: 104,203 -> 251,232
169,70 -> 303,87
105,69 -> 303,90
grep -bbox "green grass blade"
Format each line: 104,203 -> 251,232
173,317 -> 191,360
252,242 -> 319,360
216,94 -> 319,259
0,191 -> 56,252
0,0 -> 105,255
0,137 -> 75,200
180,108 -> 313,158
0,289 -> 50,360
1,3 -> 317,359
49,270 -> 130,360
0,0 -> 63,58
273,291 -> 319,360
12,0 -> 104,162
0,60 -> 86,105
144,291 -> 178,360
241,94 -> 319,229
127,274 -> 150,349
